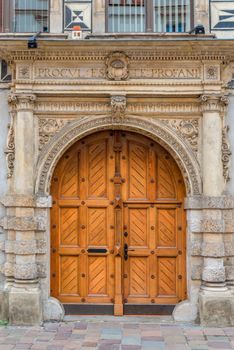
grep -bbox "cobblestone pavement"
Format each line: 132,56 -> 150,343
1,316 -> 234,350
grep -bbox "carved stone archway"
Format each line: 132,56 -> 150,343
35,115 -> 202,197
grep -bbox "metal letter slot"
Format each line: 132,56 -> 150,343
87,248 -> 107,253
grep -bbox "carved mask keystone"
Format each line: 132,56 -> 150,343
106,52 -> 129,81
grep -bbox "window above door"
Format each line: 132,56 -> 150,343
107,0 -> 192,33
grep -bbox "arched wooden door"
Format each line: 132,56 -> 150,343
51,131 -> 186,315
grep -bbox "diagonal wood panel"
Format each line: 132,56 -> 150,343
60,256 -> 79,295
129,208 -> 147,246
88,208 -> 107,246
61,153 -> 79,197
158,258 -> 176,296
88,257 -> 107,295
129,143 -> 148,198
157,158 -> 176,199
129,258 -> 147,296
157,209 -> 176,247
60,208 -> 79,245
88,141 -> 107,198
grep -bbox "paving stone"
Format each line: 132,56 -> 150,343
142,340 -> 165,350
14,344 -> 33,349
207,341 -> 232,349
0,345 -> 15,350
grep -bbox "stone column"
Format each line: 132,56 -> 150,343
5,94 -> 42,325
199,95 -> 234,326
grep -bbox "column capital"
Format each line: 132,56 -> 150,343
8,93 -> 36,111
199,94 -> 229,113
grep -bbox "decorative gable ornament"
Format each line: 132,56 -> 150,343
106,52 -> 129,81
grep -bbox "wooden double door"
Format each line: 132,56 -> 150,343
51,131 -> 186,315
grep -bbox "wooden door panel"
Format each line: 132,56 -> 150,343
128,207 -> 148,247
88,140 -> 108,198
60,256 -> 79,295
88,207 -> 107,246
88,256 -> 108,295
128,142 -> 148,199
60,152 -> 80,198
129,257 -> 149,297
157,208 -> 177,248
157,157 -> 176,199
60,207 -> 79,246
157,257 -> 177,297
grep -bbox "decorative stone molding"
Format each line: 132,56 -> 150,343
201,219 -> 224,233
38,118 -> 74,150
5,112 -> 15,178
36,116 -> 201,196
222,126 -> 231,182
8,93 -> 36,111
0,195 -> 52,208
185,196 -> 234,209
110,95 -> 127,122
201,242 -> 225,257
200,94 -> 229,113
14,240 -> 37,255
1,216 -> 38,231
161,119 -> 199,154
14,263 -> 38,279
105,51 -> 129,81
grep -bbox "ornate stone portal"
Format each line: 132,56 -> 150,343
0,40 -> 234,326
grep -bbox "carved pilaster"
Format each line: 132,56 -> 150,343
110,95 -> 127,122
8,93 -> 36,111
222,126 -> 232,183
200,94 -> 229,113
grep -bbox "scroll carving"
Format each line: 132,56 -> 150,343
222,126 -> 231,182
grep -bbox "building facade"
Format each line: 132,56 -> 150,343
0,0 -> 234,326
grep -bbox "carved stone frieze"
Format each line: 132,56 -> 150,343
35,100 -> 200,116
38,118 -> 74,150
161,119 -> 199,154
35,101 -> 110,114
106,52 -> 129,81
5,112 -> 15,178
36,116 -> 201,196
222,126 -> 232,182
110,95 -> 127,122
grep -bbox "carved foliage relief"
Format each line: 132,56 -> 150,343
162,119 -> 199,154
222,126 -> 231,182
38,118 -> 74,150
5,112 -> 15,178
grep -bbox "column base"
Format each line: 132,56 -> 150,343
0,290 -> 9,321
9,280 -> 42,325
199,288 -> 234,326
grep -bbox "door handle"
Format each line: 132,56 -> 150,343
124,243 -> 135,260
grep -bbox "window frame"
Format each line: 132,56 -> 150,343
105,0 -> 194,33
0,0 -> 50,33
